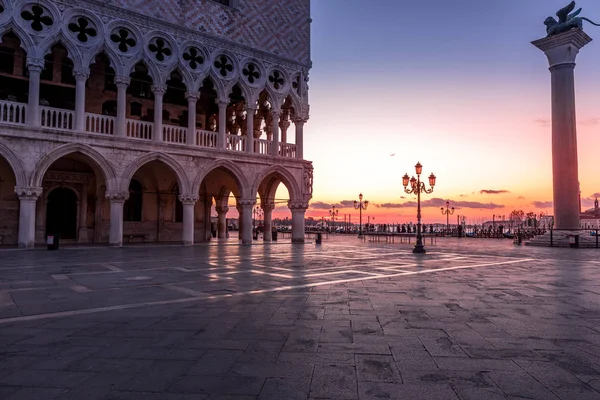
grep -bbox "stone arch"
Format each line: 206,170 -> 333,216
0,141 -> 27,187
83,46 -> 123,77
124,56 -> 162,86
192,159 -> 250,198
31,143 -> 117,189
36,34 -> 84,71
251,165 -> 301,203
226,79 -> 252,103
204,70 -> 226,100
167,63 -> 194,93
0,24 -> 35,54
120,152 -> 190,194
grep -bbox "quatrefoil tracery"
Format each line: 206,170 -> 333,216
68,17 -> 97,43
269,70 -> 285,90
182,47 -> 204,70
110,28 -> 136,53
148,38 -> 172,62
242,63 -> 260,84
214,55 -> 233,77
21,5 -> 53,32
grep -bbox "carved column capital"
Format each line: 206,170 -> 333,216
105,191 -> 129,202
186,91 -> 200,101
288,201 -> 309,211
114,76 -> 131,87
237,199 -> 257,207
215,206 -> 230,215
216,97 -> 230,107
261,203 -> 275,212
152,85 -> 167,95
178,194 -> 199,205
293,116 -> 309,124
26,58 -> 45,72
14,186 -> 43,200
73,69 -> 90,80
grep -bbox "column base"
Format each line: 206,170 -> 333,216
292,238 -> 305,244
78,228 -> 89,243
412,244 -> 426,254
241,239 -> 252,245
109,241 -> 122,247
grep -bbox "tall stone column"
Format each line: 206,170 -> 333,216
215,206 -> 229,238
15,186 -> 43,249
294,117 -> 306,159
237,200 -> 255,245
186,92 -> 199,145
533,29 -> 592,230
217,98 -> 229,150
262,203 -> 275,242
152,85 -> 166,142
26,58 -> 44,127
78,185 -> 89,243
106,191 -> 128,247
246,105 -> 256,153
271,110 -> 280,156
115,76 -> 130,137
74,70 -> 89,131
289,201 -> 308,244
180,195 -> 198,246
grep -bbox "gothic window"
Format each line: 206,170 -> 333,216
61,58 -> 75,85
104,67 -> 116,91
68,17 -> 97,43
130,101 -> 142,117
21,5 -> 53,32
124,179 -> 143,222
40,54 -> 53,81
183,47 -> 204,70
0,47 -> 14,74
102,100 -> 117,116
292,75 -> 301,95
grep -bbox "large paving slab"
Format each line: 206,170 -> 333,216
0,237 -> 599,399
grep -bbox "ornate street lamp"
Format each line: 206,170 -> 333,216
403,162 -> 436,254
354,193 -> 369,238
329,206 -> 339,233
440,201 -> 454,235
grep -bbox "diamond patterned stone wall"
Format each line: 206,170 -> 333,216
105,0 -> 311,65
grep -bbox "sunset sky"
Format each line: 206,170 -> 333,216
272,0 -> 600,224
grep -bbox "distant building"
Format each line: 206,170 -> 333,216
581,198 -> 600,230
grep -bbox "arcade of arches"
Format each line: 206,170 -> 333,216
0,151 -> 310,248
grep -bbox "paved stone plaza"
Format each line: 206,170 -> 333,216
0,237 -> 599,399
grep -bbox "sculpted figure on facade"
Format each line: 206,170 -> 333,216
303,164 -> 313,196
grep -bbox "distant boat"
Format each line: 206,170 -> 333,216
503,232 -> 515,239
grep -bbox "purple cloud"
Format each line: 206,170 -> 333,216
532,201 -> 553,208
377,197 -> 503,210
480,189 -> 510,195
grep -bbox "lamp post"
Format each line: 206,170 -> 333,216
354,193 -> 369,238
403,162 -> 436,254
440,201 -> 454,235
329,206 -> 339,233
253,206 -> 263,231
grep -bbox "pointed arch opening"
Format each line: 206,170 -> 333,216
198,77 -> 218,132
0,153 -> 19,246
0,32 -> 29,112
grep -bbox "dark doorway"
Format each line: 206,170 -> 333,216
46,188 -> 78,239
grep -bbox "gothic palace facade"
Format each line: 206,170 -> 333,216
0,0 -> 313,248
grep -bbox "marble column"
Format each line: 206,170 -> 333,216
238,200 -> 255,245
217,98 -> 228,150
180,195 -> 198,246
186,92 -> 199,146
533,29 -> 592,230
216,206 -> 229,238
246,105 -> 256,154
262,203 -> 275,242
26,58 -> 44,127
115,77 -> 130,137
106,191 -> 128,247
153,85 -> 166,142
15,186 -> 43,249
289,201 -> 308,244
74,70 -> 89,131
271,110 -> 280,156
294,117 -> 306,159
280,111 -> 290,144
78,185 -> 89,243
